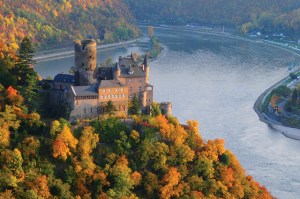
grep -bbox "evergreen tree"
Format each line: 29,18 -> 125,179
106,100 -> 117,116
14,37 -> 39,112
129,95 -> 140,115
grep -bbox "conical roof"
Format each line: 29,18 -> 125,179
143,55 -> 148,67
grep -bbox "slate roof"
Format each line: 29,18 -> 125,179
120,66 -> 145,78
99,80 -> 126,88
71,85 -> 98,96
54,74 -> 75,83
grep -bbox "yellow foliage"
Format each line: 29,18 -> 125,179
57,126 -> 78,149
0,126 -> 10,148
78,126 -> 99,156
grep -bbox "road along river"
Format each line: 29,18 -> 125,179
35,27 -> 300,198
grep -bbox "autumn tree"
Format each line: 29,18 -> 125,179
52,126 -> 78,160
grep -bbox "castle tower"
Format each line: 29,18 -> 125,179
74,39 -> 97,86
143,55 -> 149,84
160,102 -> 172,117
113,62 -> 121,80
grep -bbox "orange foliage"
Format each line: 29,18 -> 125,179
271,95 -> 280,108
52,139 -> 71,160
200,139 -> 225,162
5,86 -> 23,106
160,167 -> 182,199
220,167 -> 235,188
131,171 -> 142,186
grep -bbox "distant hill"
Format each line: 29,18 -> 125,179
0,0 -> 140,54
125,0 -> 300,38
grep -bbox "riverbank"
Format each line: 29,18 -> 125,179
34,37 -> 146,63
253,70 -> 300,140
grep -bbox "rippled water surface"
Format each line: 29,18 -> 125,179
36,27 -> 300,198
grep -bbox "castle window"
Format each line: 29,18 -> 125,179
76,100 -> 78,105
130,95 -> 132,100
91,108 -> 93,113
130,87 -> 132,92
129,79 -> 132,82
108,95 -> 110,99
103,89 -> 106,92
116,88 -> 118,92
139,79 -> 142,82
109,89 -> 111,92
84,108 -> 86,114
112,95 -> 114,98
139,86 -> 142,91
101,96 -> 103,99
123,94 -> 125,98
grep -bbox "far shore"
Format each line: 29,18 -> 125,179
253,70 -> 300,140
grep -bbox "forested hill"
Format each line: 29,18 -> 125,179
0,0 -> 139,54
125,0 -> 300,37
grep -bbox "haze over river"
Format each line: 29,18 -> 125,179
36,27 -> 300,198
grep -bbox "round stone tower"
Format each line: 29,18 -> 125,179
74,39 -> 97,86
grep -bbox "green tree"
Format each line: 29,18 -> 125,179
151,102 -> 161,116
14,37 -> 39,112
129,95 -> 140,115
106,100 -> 116,116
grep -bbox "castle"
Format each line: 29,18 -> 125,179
48,39 -> 172,119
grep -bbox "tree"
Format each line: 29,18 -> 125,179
129,95 -> 140,115
105,100 -> 116,116
17,37 -> 35,66
14,37 -> 39,111
151,102 -> 161,116
292,89 -> 298,104
78,126 -> 99,156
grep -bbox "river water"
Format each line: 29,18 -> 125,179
35,27 -> 300,198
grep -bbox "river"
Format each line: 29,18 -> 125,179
35,27 -> 300,198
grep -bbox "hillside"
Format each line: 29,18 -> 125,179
0,0 -> 140,55
125,0 -> 300,38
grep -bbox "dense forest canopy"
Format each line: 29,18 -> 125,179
0,0 -> 140,54
125,0 -> 300,38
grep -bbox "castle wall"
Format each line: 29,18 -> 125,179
98,86 -> 129,115
70,96 -> 99,119
124,77 -> 146,99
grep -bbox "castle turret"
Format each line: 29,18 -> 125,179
160,102 -> 172,117
113,62 -> 121,80
74,39 -> 97,86
143,55 -> 149,84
